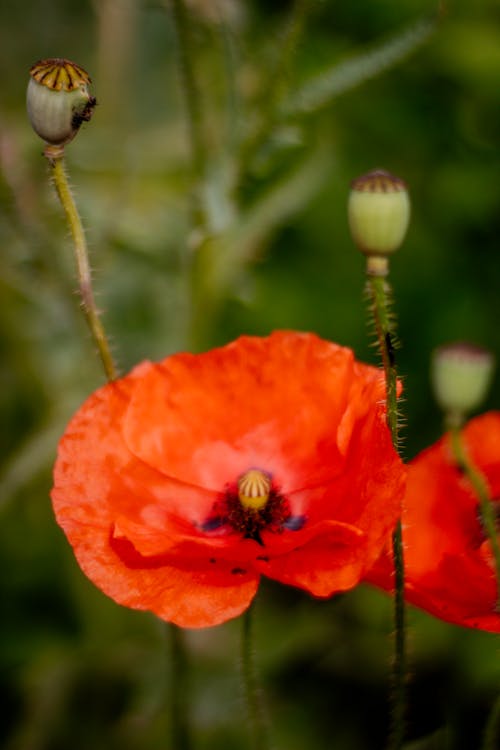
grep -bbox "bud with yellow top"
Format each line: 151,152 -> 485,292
27,58 -> 96,149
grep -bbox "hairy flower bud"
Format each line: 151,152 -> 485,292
348,170 -> 410,272
431,342 -> 495,425
27,58 -> 96,147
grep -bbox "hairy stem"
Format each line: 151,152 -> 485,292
271,0 -> 311,104
368,275 -> 399,434
482,694 -> 500,750
241,607 -> 269,750
366,272 -> 406,750
237,0 -> 311,188
48,151 -> 117,381
167,624 -> 192,750
171,0 -> 207,184
449,426 -> 500,605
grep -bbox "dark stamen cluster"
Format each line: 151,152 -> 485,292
202,483 -> 292,546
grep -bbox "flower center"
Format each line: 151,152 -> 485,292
237,469 -> 271,510
200,468 -> 305,546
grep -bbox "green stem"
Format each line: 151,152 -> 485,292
366,271 -> 406,750
171,0 -> 212,347
47,150 -> 117,381
167,624 -> 192,750
368,275 -> 399,434
449,426 -> 500,605
171,0 -> 207,185
271,0 -> 310,105
390,519 -> 406,747
217,10 -> 240,153
482,694 -> 500,750
237,0 -> 311,188
241,607 -> 269,750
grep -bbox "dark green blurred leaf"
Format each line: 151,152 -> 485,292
283,16 -> 436,116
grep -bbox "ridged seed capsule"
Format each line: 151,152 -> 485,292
27,58 -> 96,147
348,169 -> 410,275
237,469 -> 272,511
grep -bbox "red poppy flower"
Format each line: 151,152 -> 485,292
51,331 -> 405,628
365,412 -> 500,633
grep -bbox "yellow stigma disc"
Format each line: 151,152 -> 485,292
238,469 -> 271,511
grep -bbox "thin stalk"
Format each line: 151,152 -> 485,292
216,7 -> 240,153
241,607 -> 269,750
47,150 -> 117,381
368,275 -> 399,435
449,426 -> 500,604
171,0 -> 208,184
237,0 -> 311,188
271,0 -> 310,105
167,624 -> 192,750
366,271 -> 406,750
482,694 -> 500,750
170,0 -> 211,347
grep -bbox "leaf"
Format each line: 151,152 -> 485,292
283,16 -> 436,117
209,141 -> 332,290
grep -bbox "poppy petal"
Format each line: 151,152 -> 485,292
263,524 -> 368,596
52,331 -> 405,626
71,519 -> 259,628
366,411 -> 500,633
122,331 -> 383,492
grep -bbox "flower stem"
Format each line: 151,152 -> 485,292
171,0 -> 207,185
46,148 -> 117,381
482,694 -> 500,750
366,270 -> 406,750
170,0 -> 212,348
167,623 -> 192,750
241,607 -> 269,750
273,0 -> 310,98
237,0 -> 311,189
368,274 -> 399,434
449,426 -> 500,605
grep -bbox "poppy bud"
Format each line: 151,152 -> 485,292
348,169 -> 410,275
27,58 -> 96,147
431,342 -> 495,425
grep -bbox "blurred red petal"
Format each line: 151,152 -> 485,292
366,412 -> 500,633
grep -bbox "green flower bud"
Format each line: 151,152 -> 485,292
27,58 -> 96,147
431,342 -> 495,426
348,170 -> 410,270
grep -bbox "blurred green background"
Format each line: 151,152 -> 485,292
1,1 -> 499,748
